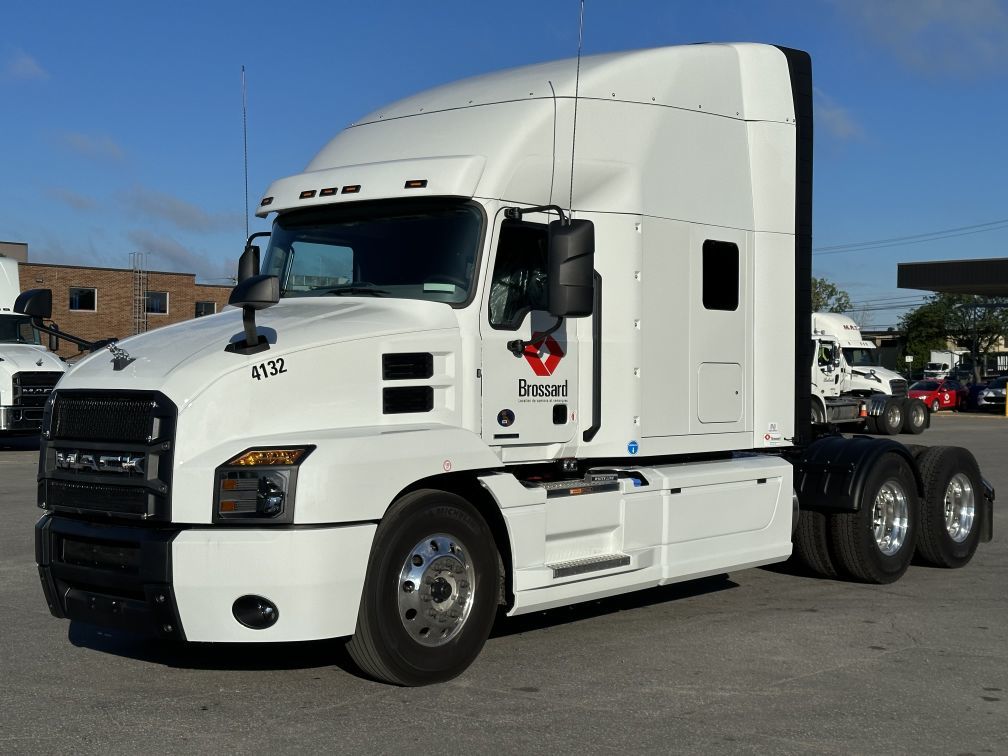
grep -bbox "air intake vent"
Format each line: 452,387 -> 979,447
382,353 -> 434,380
383,386 -> 434,414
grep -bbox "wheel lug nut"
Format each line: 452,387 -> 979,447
403,581 -> 415,593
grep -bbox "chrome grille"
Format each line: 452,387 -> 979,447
889,379 -> 908,397
13,371 -> 63,409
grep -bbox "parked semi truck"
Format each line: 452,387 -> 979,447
23,44 -> 992,685
0,257 -> 65,434
811,311 -> 928,435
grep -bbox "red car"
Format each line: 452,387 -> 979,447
909,378 -> 968,412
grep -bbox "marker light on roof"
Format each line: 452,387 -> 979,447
341,185 -> 360,194
299,190 -> 317,199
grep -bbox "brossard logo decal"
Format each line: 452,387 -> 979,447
518,332 -> 567,400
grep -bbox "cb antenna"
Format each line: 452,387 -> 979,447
568,0 -> 585,217
242,65 -> 249,240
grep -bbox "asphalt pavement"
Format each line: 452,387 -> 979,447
1,415 -> 1005,754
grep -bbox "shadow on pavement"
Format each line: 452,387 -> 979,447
67,574 -> 738,673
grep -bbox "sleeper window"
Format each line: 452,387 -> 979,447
702,240 -> 739,311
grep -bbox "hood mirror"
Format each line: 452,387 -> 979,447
226,274 -> 279,355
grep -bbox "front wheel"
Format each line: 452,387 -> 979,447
830,453 -> 920,583
347,489 -> 500,685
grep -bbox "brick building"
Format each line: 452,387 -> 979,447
18,262 -> 233,359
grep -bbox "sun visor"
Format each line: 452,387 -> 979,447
255,155 -> 485,217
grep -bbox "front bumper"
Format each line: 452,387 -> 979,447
0,404 -> 44,433
36,515 -> 377,642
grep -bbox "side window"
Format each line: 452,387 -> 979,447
702,240 -> 739,311
488,220 -> 548,329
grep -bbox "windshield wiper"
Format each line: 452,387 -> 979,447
320,283 -> 390,297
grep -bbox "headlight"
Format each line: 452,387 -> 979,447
213,446 -> 314,524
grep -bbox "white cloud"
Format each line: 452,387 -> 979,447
813,88 -> 864,141
127,229 -> 237,282
125,186 -> 243,234
836,0 -> 1008,76
46,187 -> 98,211
2,49 -> 48,82
59,132 -> 125,161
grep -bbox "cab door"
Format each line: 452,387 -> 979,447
479,216 -> 578,448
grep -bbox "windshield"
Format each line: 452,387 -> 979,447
842,348 -> 878,367
0,314 -> 40,345
262,200 -> 484,306
911,381 -> 940,391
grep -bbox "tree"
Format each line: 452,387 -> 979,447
899,296 -> 950,375
811,277 -> 852,313
943,295 -> 1008,381
899,294 -> 1008,381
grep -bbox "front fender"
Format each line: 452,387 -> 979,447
173,423 -> 503,524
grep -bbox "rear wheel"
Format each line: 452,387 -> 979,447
904,400 -> 927,435
878,398 -> 904,435
915,447 -> 983,568
931,399 -> 940,413
347,489 -> 500,685
830,453 -> 919,583
792,509 -> 839,578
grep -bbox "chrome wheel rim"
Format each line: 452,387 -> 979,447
911,404 -> 925,427
872,480 -> 909,556
944,473 -> 975,543
886,405 -> 902,428
398,534 -> 475,647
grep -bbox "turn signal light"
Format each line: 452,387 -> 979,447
226,448 -> 309,467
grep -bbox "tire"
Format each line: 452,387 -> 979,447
877,398 -> 904,435
811,401 -> 826,426
903,400 -> 927,435
792,509 -> 839,578
914,447 -> 983,568
864,415 -> 879,434
347,489 -> 500,685
931,399 -> 940,413
830,453 -> 920,583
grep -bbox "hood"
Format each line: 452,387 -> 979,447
849,364 -> 904,383
58,297 -> 460,406
0,343 -> 66,375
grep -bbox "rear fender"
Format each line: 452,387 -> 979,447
794,434 -> 923,513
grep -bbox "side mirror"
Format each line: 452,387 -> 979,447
238,231 -> 271,283
48,323 -> 60,352
14,289 -> 53,320
547,219 -> 595,318
238,244 -> 260,283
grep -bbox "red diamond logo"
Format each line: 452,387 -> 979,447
523,333 -> 565,376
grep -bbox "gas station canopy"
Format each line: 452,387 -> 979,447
898,258 -> 1008,297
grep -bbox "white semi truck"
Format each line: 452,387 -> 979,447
0,257 -> 65,434
811,311 -> 928,435
24,44 -> 991,685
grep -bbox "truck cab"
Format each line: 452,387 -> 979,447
0,257 -> 65,434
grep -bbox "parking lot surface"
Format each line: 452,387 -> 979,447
1,415 -> 1005,754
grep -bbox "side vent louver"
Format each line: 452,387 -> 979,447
383,386 -> 434,414
382,353 -> 434,380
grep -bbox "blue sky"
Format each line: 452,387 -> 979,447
2,1 -> 1006,327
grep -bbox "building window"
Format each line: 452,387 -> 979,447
69,287 -> 97,311
146,291 -> 169,314
701,240 -> 739,311
195,301 -> 216,318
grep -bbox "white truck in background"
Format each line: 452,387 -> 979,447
926,349 -> 968,379
811,311 -> 928,435
0,257 -> 65,434
21,44 -> 992,685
